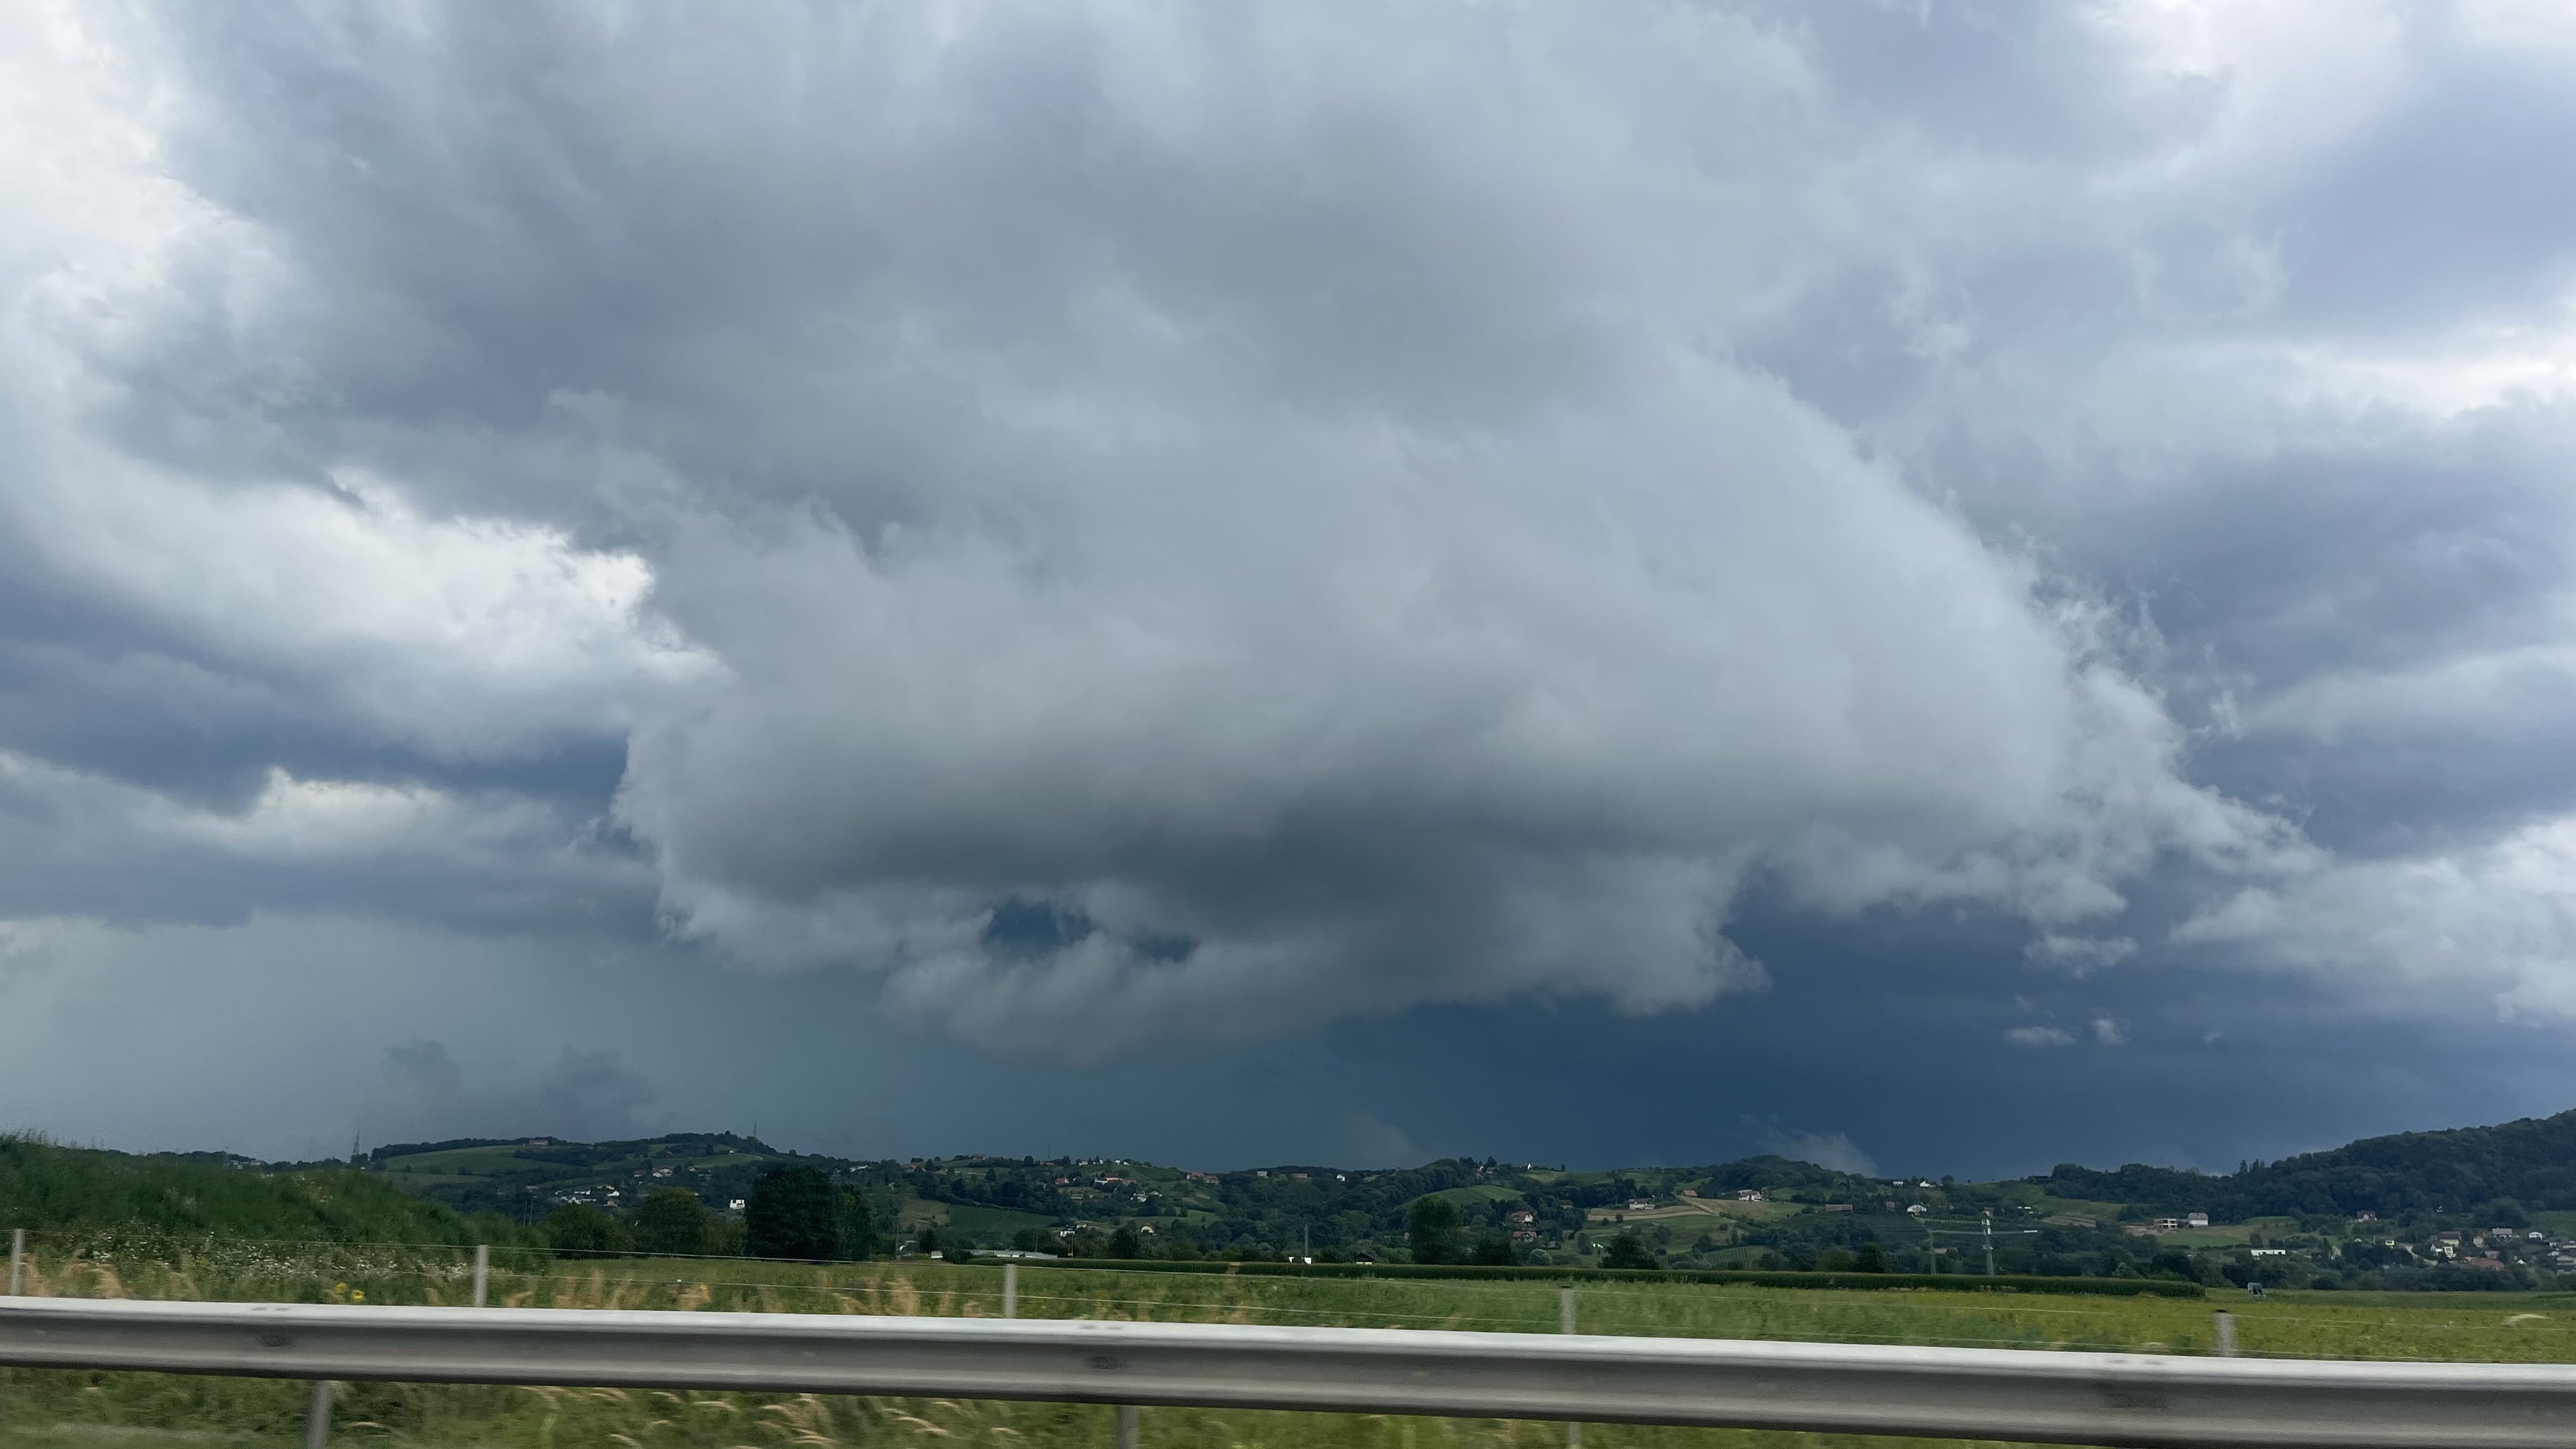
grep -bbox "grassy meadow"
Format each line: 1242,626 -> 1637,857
11,1234 -> 2576,1449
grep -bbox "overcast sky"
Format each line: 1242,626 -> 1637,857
4,0 -> 2573,1176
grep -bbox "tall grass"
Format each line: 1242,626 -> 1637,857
10,1234 -> 2576,1449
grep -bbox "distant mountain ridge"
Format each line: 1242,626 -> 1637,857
335,1105 -> 2576,1227
2041,1108 -> 2576,1219
12,1108 -> 2576,1289
13,1105 -> 2574,1248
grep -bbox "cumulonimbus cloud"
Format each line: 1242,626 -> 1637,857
569,4 -> 2306,1058
611,359 -> 2290,1057
5,0 -> 2575,1065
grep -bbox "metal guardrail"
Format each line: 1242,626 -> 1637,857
6,1297 -> 2576,1449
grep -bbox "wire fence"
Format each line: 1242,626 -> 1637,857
12,1224 -> 2576,1363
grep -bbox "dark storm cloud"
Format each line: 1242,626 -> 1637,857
0,0 -> 2571,1154
369,1040 -> 657,1147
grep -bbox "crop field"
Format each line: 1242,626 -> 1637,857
7,1237 -> 2576,1449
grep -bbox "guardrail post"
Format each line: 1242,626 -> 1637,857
1004,1262 -> 1018,1319
8,1228 -> 20,1295
1116,1402 -> 1138,1449
303,1379 -> 334,1449
1561,1287 -> 1579,1449
2214,1310 -> 2237,1358
473,1245 -> 489,1308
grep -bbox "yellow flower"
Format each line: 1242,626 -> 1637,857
353,1291 -> 365,1301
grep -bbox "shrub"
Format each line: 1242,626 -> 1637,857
543,1203 -> 631,1258
630,1188 -> 711,1256
1602,1231 -> 1659,1270
746,1167 -> 837,1260
1408,1197 -> 1463,1265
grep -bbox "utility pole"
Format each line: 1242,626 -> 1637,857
1923,1215 -> 2032,1273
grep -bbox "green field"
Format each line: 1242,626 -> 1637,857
934,1203 -> 1063,1238
8,1239 -> 2576,1449
1430,1184 -> 1540,1208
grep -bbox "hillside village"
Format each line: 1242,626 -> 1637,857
271,1107 -> 2576,1291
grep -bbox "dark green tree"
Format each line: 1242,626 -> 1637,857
833,1189 -> 880,1261
1602,1230 -> 1658,1270
1855,1241 -> 1888,1273
1407,1195 -> 1462,1264
746,1166 -> 838,1260
1108,1225 -> 1142,1259
542,1202 -> 631,1258
1469,1234 -> 1517,1266
631,1188 -> 711,1257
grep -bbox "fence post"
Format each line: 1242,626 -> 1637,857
472,1245 -> 489,1308
303,1380 -> 334,1449
2214,1310 -> 2237,1358
8,1227 -> 21,1296
1561,1287 -> 1580,1449
1004,1262 -> 1018,1319
1116,1402 -> 1138,1449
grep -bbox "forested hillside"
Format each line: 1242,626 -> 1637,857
2039,1108 -> 2576,1219
0,1134 -> 511,1245
15,1107 -> 2576,1292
